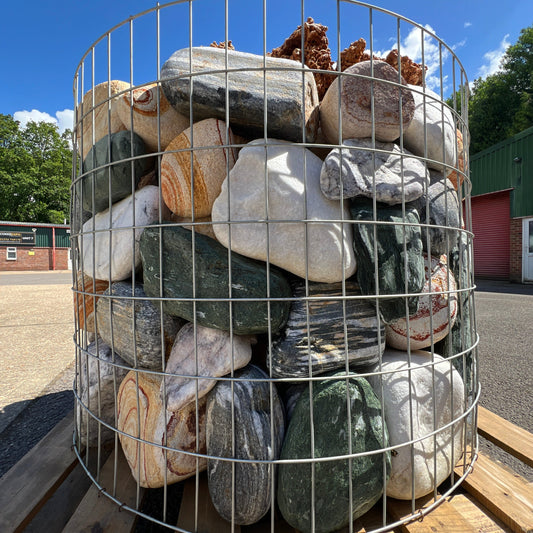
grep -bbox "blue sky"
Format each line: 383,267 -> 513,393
1,0 -> 532,134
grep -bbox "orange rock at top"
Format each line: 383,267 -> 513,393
270,17 -> 335,100
209,40 -> 235,50
161,118 -> 238,218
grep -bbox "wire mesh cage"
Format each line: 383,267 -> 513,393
71,1 -> 478,531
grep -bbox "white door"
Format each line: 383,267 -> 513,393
523,218 -> 533,282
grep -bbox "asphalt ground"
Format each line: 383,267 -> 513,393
0,272 -> 531,483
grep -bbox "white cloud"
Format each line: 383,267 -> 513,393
476,34 -> 511,79
13,108 -> 74,134
464,22 -> 472,29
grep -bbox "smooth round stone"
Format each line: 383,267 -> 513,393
161,47 -> 319,143
320,139 -> 429,204
368,349 -> 465,500
386,254 -> 458,350
81,185 -> 160,282
212,139 -> 356,283
206,365 -> 285,525
82,130 -> 152,213
140,224 -> 292,335
410,171 -> 461,255
77,338 -> 129,447
74,272 -> 109,332
96,281 -> 182,370
320,61 -> 415,144
115,82 -> 190,152
277,372 -> 390,533
117,370 -> 207,488
350,198 -> 425,323
403,85 -> 457,173
161,118 -> 238,218
163,322 -> 253,413
77,80 -> 129,159
269,280 -> 384,378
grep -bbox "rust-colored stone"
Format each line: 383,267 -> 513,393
209,40 -> 235,50
270,17 -> 334,99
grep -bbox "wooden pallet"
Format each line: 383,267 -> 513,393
1,406 -> 531,533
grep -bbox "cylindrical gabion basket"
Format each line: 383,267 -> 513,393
71,1 -> 478,531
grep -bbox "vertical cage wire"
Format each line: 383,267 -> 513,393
71,1 -> 478,532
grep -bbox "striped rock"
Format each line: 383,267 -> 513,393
269,280 -> 384,378
81,185 -> 160,282
115,82 -> 190,152
386,254 -> 457,350
163,322 -> 254,413
77,80 -> 129,159
161,47 -> 319,142
320,61 -> 414,144
96,281 -> 183,370
166,213 -> 217,240
117,370 -> 207,488
368,349 -> 464,500
74,272 -> 109,332
161,118 -> 238,218
77,338 -> 129,447
207,365 -> 285,525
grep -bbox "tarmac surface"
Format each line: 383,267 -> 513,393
0,271 -> 532,482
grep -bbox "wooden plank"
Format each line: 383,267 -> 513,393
448,492 -> 512,533
177,474 -> 241,533
62,447 -> 143,533
477,406 -> 533,468
387,493 -> 478,533
0,412 -> 78,533
457,452 -> 533,533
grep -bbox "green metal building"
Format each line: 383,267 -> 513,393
470,126 -> 533,282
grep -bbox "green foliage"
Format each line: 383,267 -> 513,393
467,25 -> 533,154
0,114 -> 72,223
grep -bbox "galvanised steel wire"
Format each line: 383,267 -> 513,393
71,1 -> 478,531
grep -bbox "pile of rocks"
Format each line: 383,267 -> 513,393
74,30 -> 472,533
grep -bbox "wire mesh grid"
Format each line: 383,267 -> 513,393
71,1 -> 478,531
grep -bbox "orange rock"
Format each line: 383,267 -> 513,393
447,130 -> 466,190
74,272 -> 109,332
161,118 -> 238,218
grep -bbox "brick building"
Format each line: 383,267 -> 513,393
0,221 -> 71,271
470,126 -> 533,282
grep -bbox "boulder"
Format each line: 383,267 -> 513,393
278,372 -> 390,533
96,281 -> 182,370
320,138 -> 429,204
74,272 -> 109,332
161,47 -> 319,142
115,82 -> 190,152
350,198 -> 425,322
320,61 -> 414,144
81,185 -> 160,282
140,224 -> 291,335
161,119 -> 238,218
385,254 -> 457,350
163,322 -> 253,413
117,370 -> 207,488
269,279 -> 384,377
368,349 -> 465,499
77,338 -> 129,446
82,130 -> 152,214
403,85 -> 457,173
212,139 -> 356,283
206,365 -> 285,525
77,80 -> 129,159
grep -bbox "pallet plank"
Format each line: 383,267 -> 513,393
62,447 -> 143,533
177,474 -> 241,533
387,493 -> 478,533
0,413 -> 78,533
477,406 -> 533,468
448,493 -> 512,533
456,452 -> 533,533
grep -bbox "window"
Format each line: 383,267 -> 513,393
6,247 -> 17,260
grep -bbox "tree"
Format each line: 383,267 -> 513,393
0,114 -> 72,224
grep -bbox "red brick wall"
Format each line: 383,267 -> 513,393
0,247 -> 70,271
510,218 -> 523,283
